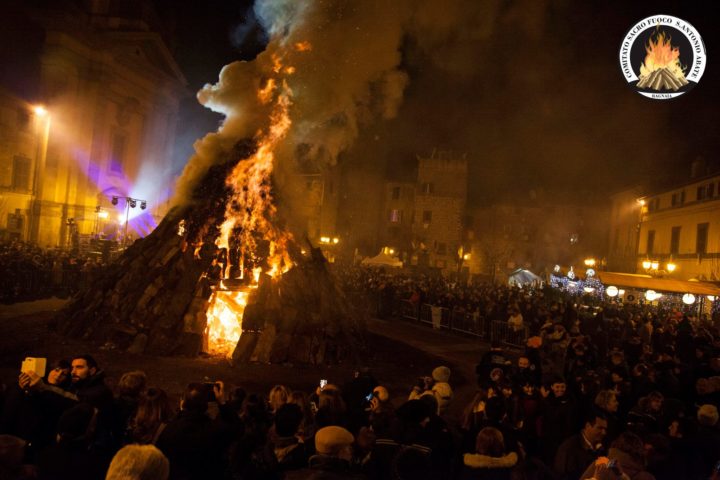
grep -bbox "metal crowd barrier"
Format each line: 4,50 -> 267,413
350,295 -> 527,348
396,299 -> 492,339
490,320 -> 529,348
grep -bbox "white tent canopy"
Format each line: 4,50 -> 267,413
508,268 -> 543,287
361,251 -> 403,268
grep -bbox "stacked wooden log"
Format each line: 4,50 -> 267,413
56,140 -> 363,364
637,67 -> 689,91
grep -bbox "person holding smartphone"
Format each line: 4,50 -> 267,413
1,358 -> 72,454
580,432 -> 656,480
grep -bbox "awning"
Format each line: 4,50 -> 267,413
361,251 -> 403,268
596,271 -> 720,296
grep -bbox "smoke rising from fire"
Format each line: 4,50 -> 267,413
174,0 -> 411,207
174,0 -> 718,214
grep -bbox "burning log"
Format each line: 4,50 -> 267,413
56,140 -> 364,364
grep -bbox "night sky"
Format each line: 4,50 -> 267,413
158,0 -> 719,205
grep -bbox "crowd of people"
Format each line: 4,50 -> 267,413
0,264 -> 719,478
0,241 -> 106,303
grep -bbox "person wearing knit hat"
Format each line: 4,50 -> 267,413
432,366 -> 451,384
697,404 -> 719,426
287,426 -> 368,479
315,426 -> 355,457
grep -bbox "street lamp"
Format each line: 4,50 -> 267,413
29,105 -> 51,244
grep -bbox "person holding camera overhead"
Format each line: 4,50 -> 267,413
155,381 -> 235,480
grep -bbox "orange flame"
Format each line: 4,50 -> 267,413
258,78 -> 276,104
294,41 -> 312,52
639,29 -> 685,79
205,288 -> 249,357
205,51 -> 297,356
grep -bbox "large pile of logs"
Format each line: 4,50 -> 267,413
56,141 -> 363,363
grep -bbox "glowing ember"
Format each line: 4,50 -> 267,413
205,289 -> 249,357
294,41 -> 312,52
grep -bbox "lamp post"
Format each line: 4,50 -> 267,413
641,258 -> 677,277
112,196 -> 147,247
28,105 -> 51,244
634,198 -> 646,273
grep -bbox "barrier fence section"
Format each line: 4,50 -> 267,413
394,299 -> 528,347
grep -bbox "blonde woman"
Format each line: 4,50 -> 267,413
268,385 -> 291,414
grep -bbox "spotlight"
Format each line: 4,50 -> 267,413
111,196 -> 119,206
129,199 -> 137,208
140,201 -> 147,210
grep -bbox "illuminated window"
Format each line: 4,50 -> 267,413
421,182 -> 434,195
646,230 -> 655,255
389,209 -> 402,223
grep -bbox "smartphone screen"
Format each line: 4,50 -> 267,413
320,379 -> 327,389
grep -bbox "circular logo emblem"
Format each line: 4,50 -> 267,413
619,15 -> 706,99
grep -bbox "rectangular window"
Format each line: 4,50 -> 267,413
12,156 -> 31,191
109,133 -> 127,174
697,186 -> 706,201
389,209 -> 402,223
646,230 -> 655,255
670,226 -> 681,255
421,182 -> 434,195
391,186 -> 401,200
7,211 -> 24,231
708,183 -> 715,197
697,223 -> 709,255
422,210 -> 432,223
671,193 -> 678,206
437,242 -> 447,255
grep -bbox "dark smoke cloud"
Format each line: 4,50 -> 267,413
174,0 -> 719,209
174,0 -> 411,205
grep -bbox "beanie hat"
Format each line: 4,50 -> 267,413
373,386 -> 389,402
315,426 -> 354,455
697,404 -> 719,426
432,366 -> 451,384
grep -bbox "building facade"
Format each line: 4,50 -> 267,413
468,201 -> 608,279
0,1 -> 186,248
637,173 -> 720,281
411,150 -> 467,272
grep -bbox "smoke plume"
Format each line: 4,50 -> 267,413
174,0 -> 411,205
